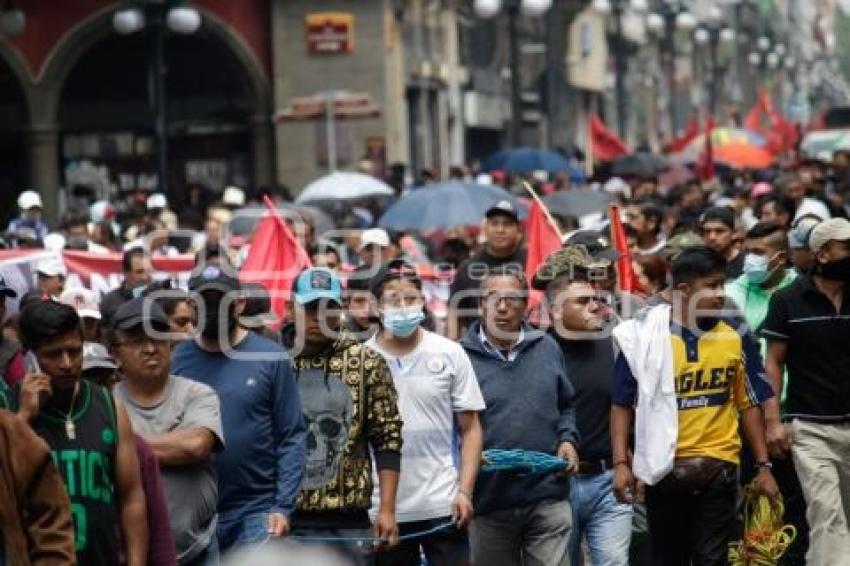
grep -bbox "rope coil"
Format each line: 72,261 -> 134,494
728,489 -> 797,565
480,449 -> 568,475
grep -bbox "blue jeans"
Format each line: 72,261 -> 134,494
569,470 -> 633,566
217,512 -> 270,552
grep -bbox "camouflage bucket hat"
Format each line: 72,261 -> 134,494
532,244 -> 612,290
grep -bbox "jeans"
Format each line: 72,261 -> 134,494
645,463 -> 737,566
375,517 -> 468,566
568,470 -> 632,566
470,499 -> 572,566
217,512 -> 270,552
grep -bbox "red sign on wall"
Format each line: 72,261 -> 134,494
305,12 -> 354,54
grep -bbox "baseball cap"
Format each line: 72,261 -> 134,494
358,228 -> 390,251
565,230 -> 619,262
17,190 -> 42,210
35,257 -> 67,277
532,245 -> 610,290
809,217 -> 850,252
222,186 -> 246,207
59,288 -> 101,320
485,200 -> 520,223
293,268 -> 342,305
188,264 -> 241,293
111,296 -> 170,331
788,217 -> 820,250
82,342 -> 117,372
146,193 -> 167,210
369,259 -> 421,297
239,282 -> 279,328
0,275 -> 17,298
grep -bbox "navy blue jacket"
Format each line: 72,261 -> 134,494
461,322 -> 578,514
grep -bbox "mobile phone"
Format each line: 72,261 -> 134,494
24,351 -> 40,374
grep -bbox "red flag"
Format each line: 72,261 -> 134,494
608,204 -> 642,294
524,200 -> 563,325
664,115 -> 700,153
239,195 -> 311,328
589,113 -> 630,162
696,116 -> 715,181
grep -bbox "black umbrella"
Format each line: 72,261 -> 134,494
611,152 -> 669,178
542,190 -> 612,219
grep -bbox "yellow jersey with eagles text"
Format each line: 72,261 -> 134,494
613,318 -> 774,464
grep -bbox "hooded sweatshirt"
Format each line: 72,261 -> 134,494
460,322 -> 578,514
282,325 -> 403,525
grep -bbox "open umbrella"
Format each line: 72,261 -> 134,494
296,172 -> 394,204
611,152 -> 669,178
542,189 -> 612,219
483,147 -> 582,176
379,181 -> 527,231
713,144 -> 774,170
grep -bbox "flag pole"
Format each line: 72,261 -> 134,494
521,180 -> 564,241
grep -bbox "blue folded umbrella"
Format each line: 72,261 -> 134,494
378,181 -> 528,231
483,147 -> 585,180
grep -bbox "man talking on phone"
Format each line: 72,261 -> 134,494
13,300 -> 149,566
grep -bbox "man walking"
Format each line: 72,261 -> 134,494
761,217 -> 850,563
536,247 -> 632,566
611,246 -> 778,566
700,206 -> 745,279
15,300 -> 148,565
100,247 -> 153,324
112,297 -> 224,565
171,264 -> 305,551
460,266 -> 578,566
281,267 -> 402,560
367,260 -> 484,565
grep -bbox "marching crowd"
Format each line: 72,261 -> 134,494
1,154 -> 850,566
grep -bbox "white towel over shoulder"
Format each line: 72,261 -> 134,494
613,304 -> 678,485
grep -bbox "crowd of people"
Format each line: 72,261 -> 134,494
1,151 -> 850,566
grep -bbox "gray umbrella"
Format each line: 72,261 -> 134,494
228,204 -> 336,238
611,152 -> 669,178
542,190 -> 612,219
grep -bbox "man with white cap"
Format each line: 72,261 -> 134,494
35,257 -> 67,299
7,190 -> 49,240
146,193 -> 178,230
60,287 -> 102,342
359,228 -> 392,269
761,217 -> 850,563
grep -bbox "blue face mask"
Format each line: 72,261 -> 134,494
743,252 -> 779,284
382,305 -> 424,337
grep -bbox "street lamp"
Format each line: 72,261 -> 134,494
693,7 -> 735,115
113,2 -> 202,199
646,1 -> 697,134
0,1 -> 25,35
473,0 -> 552,147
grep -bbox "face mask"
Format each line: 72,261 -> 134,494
201,302 -> 238,339
382,305 -> 424,338
743,253 -> 778,284
819,256 -> 850,281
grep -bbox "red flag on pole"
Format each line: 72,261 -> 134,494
524,200 -> 564,285
608,204 -> 643,294
664,115 -> 700,153
696,115 -> 715,181
239,195 -> 312,328
589,113 -> 631,162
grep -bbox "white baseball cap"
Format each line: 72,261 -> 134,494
59,288 -> 101,320
809,217 -> 850,253
35,257 -> 67,278
17,190 -> 42,210
147,193 -> 167,210
222,186 -> 246,207
358,228 -> 390,250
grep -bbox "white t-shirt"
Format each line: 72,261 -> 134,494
366,330 -> 485,523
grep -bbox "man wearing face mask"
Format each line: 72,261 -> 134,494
761,218 -> 850,563
281,267 -> 403,562
366,260 -> 485,565
170,264 -> 306,553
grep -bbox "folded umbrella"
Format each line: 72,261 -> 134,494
379,181 -> 527,231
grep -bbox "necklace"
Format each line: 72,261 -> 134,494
63,382 -> 81,440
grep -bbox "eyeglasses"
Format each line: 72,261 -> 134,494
484,292 -> 526,308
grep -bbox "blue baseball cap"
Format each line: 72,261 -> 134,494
294,268 -> 342,305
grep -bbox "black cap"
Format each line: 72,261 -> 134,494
188,264 -> 241,293
485,200 -> 520,223
111,297 -> 170,331
565,230 -> 620,262
369,259 -> 421,298
0,275 -> 16,298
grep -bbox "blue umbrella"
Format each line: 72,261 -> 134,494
483,147 -> 584,179
379,181 -> 527,231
